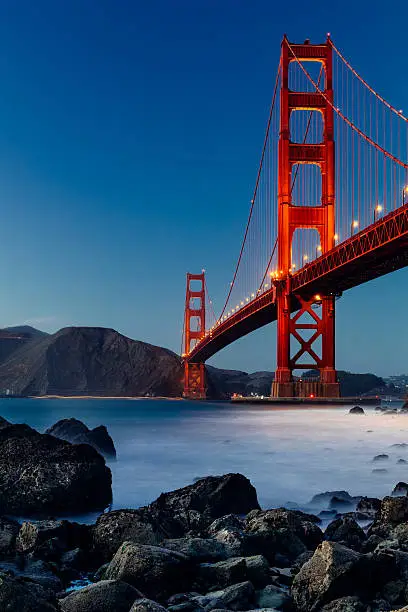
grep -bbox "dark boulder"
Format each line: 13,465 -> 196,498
349,406 -> 365,414
17,520 -> 92,561
92,508 -> 178,561
0,570 -> 57,611
46,418 -> 116,459
373,454 -> 389,461
0,423 -> 111,515
393,482 -> 408,496
244,508 -> 323,564
59,579 -> 143,612
207,514 -> 247,557
162,537 -> 227,562
0,515 -> 20,558
148,474 -> 260,531
309,490 -> 354,508
130,599 -> 168,612
325,517 -> 366,551
192,580 -> 255,611
104,542 -> 192,601
380,496 -> 408,525
320,597 -> 367,611
356,497 -> 381,518
195,557 -> 248,591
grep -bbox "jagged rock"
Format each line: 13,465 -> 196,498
244,555 -> 271,588
397,459 -> 407,464
381,579 -> 405,605
163,538 -> 227,562
59,579 -> 143,612
196,557 -> 248,590
291,541 -> 362,611
255,584 -> 292,610
356,497 -> 381,518
130,599 -> 168,612
309,491 -> 354,508
0,423 -> 111,515
380,496 -> 408,524
329,496 -> 358,511
0,571 -> 57,611
349,406 -> 365,414
104,542 -> 192,601
373,454 -> 389,461
0,558 -> 62,592
244,508 -> 323,564
320,597 -> 367,611
148,474 -> 260,531
207,515 -> 247,557
192,581 -> 255,611
392,482 -> 408,496
325,517 -> 366,550
92,508 -> 174,561
46,418 -> 116,458
0,515 -> 20,557
17,520 -> 91,561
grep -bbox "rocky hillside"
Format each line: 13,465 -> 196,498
0,325 -> 388,398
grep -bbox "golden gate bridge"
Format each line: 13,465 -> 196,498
182,36 -> 408,400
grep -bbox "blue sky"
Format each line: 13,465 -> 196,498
0,0 -> 406,376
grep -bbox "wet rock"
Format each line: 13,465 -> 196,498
17,520 -> 91,561
397,459 -> 407,464
192,580 -> 255,611
329,496 -> 357,511
46,418 -> 116,459
392,482 -> 408,496
0,570 -> 57,611
254,583 -> 291,610
356,497 -> 381,518
325,517 -> 366,550
196,557 -> 248,590
163,537 -> 227,562
381,579 -> 405,605
0,516 -> 19,558
349,406 -> 365,414
130,599 -> 168,612
244,555 -> 271,588
244,508 -> 323,565
380,496 -> 408,524
104,542 -> 192,601
320,596 -> 367,611
309,490 -> 354,508
373,454 -> 389,461
372,468 -> 388,474
0,558 -> 62,593
0,423 -> 111,515
148,474 -> 260,531
59,579 -> 143,612
92,508 -> 177,561
207,515 -> 246,557
291,541 -> 362,611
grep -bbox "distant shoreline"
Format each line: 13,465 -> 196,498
30,395 -> 183,400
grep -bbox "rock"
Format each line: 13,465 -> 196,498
355,497 -> 381,518
329,496 -> 358,511
381,579 -> 405,605
380,496 -> 408,524
397,459 -> 407,464
309,491 -> 354,508
320,596 -> 367,611
207,515 -> 247,557
46,418 -> 116,459
373,454 -> 389,461
196,557 -> 248,590
0,570 -> 57,611
0,423 -> 111,515
148,474 -> 260,531
0,515 -> 20,557
59,579 -> 143,612
324,517 -> 366,550
372,468 -> 388,474
0,558 -> 63,592
349,406 -> 365,414
130,599 -> 168,612
244,509 -> 323,565
104,542 -> 192,601
392,482 -> 408,496
92,509 -> 174,561
17,520 -> 91,561
391,443 -> 408,448
163,538 -> 227,562
244,555 -> 271,588
192,581 -> 255,611
255,584 -> 292,610
291,541 -> 362,611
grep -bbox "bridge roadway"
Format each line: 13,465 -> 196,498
188,201 -> 408,363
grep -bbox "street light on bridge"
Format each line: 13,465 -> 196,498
374,204 -> 383,223
351,220 -> 359,235
403,186 -> 408,206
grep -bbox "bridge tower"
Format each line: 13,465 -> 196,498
183,272 -> 206,399
272,37 -> 340,398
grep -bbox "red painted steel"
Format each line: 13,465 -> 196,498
183,272 -> 206,398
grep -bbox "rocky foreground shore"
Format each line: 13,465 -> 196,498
3,418 -> 408,611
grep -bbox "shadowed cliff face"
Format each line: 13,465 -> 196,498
0,327 -> 183,397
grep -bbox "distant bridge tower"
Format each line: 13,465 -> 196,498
183,272 -> 206,398
271,37 -> 340,398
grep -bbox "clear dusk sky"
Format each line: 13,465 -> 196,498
0,0 -> 406,377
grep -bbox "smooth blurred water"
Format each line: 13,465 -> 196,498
0,398 -> 406,521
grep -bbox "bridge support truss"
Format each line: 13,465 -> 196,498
272,37 -> 340,398
183,272 -> 206,399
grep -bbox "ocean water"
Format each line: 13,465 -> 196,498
0,398 -> 406,522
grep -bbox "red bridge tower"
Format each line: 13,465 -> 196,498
183,272 -> 206,398
271,37 -> 340,398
